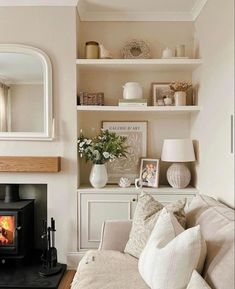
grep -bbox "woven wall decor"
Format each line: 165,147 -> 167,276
122,39 -> 151,59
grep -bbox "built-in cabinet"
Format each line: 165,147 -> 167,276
78,186 -> 197,250
76,20 -> 202,252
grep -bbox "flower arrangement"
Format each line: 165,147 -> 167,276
169,81 -> 192,92
78,129 -> 128,165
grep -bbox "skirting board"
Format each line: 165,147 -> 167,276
67,252 -> 85,270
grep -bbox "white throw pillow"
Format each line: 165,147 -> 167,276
138,208 -> 207,289
187,270 -> 212,289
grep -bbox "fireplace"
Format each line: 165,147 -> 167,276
0,199 -> 34,260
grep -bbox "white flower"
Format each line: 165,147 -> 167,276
103,152 -> 110,159
79,142 -> 85,147
86,139 -> 92,145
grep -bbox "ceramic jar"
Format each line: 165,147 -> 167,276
162,47 -> 174,58
174,91 -> 187,106
123,82 -> 143,100
89,164 -> 108,188
85,41 -> 99,59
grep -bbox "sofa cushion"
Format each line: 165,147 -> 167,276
124,192 -> 186,258
71,250 -> 150,289
186,195 -> 235,289
187,270 -> 212,289
139,208 -> 207,289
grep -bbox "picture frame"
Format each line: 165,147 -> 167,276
152,82 -> 174,106
139,158 -> 160,188
102,121 -> 148,184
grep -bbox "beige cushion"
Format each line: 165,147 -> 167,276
124,192 -> 186,258
139,208 -> 207,289
187,270 -> 212,289
186,195 -> 235,289
71,250 -> 150,289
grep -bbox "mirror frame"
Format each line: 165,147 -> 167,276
0,44 -> 53,141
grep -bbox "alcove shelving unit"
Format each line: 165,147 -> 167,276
76,20 -> 202,251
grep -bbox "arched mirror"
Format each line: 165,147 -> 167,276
0,44 -> 53,140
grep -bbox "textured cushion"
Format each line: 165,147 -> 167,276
124,192 -> 186,258
71,250 -> 150,289
186,195 -> 235,289
187,270 -> 212,289
138,208 -> 207,289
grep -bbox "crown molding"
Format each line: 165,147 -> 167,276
0,0 -> 78,6
191,0 -> 208,21
78,11 -> 193,22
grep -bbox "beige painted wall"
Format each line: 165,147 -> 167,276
0,7 -> 77,263
191,0 -> 234,207
79,21 -> 195,59
10,84 -> 44,132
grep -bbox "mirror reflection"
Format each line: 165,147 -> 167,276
0,52 -> 44,133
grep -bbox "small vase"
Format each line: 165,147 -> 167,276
174,91 -> 186,106
89,164 -> 108,188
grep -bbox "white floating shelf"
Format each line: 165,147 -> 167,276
78,185 -> 198,195
77,105 -> 200,113
76,58 -> 202,72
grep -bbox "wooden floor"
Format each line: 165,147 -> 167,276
58,270 -> 76,289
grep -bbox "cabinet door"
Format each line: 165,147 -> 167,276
79,193 -> 137,250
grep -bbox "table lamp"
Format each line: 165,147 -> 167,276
161,139 -> 196,189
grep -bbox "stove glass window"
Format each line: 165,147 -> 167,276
0,216 -> 14,245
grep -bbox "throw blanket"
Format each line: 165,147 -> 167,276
71,250 -> 149,289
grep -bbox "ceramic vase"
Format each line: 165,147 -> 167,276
174,91 -> 186,106
89,164 -> 108,188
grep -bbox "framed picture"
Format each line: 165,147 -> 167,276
140,158 -> 160,187
102,121 -> 148,184
152,82 -> 174,106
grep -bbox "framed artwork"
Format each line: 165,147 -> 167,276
102,121 -> 148,184
152,82 -> 174,106
140,158 -> 160,188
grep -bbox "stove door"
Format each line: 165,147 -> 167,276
0,211 -> 18,255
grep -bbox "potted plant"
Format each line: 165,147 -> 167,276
169,81 -> 192,106
78,129 -> 128,188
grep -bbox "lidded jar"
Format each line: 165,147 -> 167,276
123,82 -> 143,100
85,41 -> 99,59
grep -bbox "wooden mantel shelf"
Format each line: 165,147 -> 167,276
0,157 -> 61,172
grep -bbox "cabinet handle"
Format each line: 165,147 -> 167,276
231,115 -> 234,154
132,198 -> 136,202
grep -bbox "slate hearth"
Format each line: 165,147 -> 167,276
0,260 -> 66,289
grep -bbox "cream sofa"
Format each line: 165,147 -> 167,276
72,195 -> 234,289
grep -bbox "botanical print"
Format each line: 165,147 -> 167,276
102,122 -> 147,183
140,159 -> 160,187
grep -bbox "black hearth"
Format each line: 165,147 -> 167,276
0,186 -> 34,261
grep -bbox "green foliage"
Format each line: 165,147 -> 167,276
78,129 -> 128,165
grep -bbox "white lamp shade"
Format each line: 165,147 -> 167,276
161,139 -> 196,162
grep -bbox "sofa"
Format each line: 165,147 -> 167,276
71,195 -> 234,289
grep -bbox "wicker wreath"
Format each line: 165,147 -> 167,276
122,39 -> 151,59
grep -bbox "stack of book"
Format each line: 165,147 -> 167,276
118,99 -> 147,107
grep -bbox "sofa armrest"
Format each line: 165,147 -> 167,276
99,220 -> 132,252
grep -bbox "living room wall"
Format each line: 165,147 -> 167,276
0,6 -> 78,263
191,0 -> 234,207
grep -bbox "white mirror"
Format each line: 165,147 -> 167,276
0,44 -> 53,140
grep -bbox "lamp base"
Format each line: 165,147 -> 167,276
167,163 -> 191,189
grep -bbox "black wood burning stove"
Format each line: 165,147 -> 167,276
0,185 -> 34,261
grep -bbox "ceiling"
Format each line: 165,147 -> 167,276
0,53 -> 43,84
0,0 -> 208,21
78,0 -> 208,21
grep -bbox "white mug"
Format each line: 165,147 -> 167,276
135,178 -> 143,189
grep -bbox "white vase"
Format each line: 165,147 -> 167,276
174,91 -> 187,106
89,164 -> 108,188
